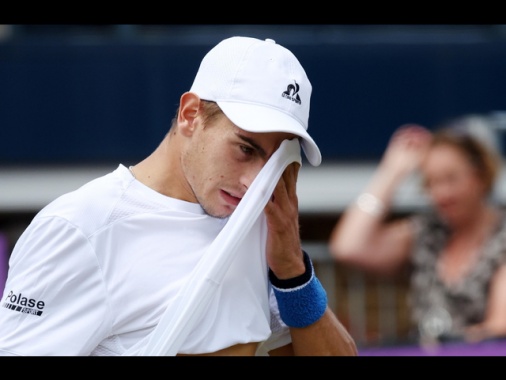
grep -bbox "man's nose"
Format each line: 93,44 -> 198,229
240,163 -> 265,190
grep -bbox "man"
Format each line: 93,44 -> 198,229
0,36 -> 357,356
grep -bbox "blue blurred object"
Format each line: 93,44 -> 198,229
1,25 -> 506,164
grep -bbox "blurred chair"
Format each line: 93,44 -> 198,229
305,241 -> 412,348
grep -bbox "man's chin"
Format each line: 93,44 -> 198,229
202,204 -> 234,219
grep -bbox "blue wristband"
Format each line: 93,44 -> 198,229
269,251 -> 327,328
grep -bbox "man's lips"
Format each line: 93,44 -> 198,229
220,189 -> 242,206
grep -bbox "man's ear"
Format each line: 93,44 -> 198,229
178,92 -> 201,137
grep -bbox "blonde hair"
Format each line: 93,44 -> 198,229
431,115 -> 502,195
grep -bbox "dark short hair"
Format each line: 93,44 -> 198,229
170,100 -> 223,131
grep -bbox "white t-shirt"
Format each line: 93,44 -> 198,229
0,164 -> 290,356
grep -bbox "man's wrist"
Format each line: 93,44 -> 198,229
269,251 -> 328,328
268,250 -> 312,288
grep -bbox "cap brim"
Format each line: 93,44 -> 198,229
217,101 -> 322,166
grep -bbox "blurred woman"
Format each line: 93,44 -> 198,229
329,115 -> 506,346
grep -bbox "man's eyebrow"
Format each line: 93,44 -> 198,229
237,133 -> 267,158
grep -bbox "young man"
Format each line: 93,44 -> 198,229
0,36 -> 357,356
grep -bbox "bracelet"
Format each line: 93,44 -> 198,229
269,251 -> 327,328
356,192 -> 385,216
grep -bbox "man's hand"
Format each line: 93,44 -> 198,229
264,162 -> 305,279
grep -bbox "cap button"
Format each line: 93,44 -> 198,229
265,38 -> 276,44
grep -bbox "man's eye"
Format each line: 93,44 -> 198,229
240,145 -> 254,155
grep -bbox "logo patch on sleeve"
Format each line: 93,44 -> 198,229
2,290 -> 45,316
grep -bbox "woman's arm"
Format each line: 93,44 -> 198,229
329,125 -> 432,276
465,264 -> 506,341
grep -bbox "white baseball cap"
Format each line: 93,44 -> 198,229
189,36 -> 322,166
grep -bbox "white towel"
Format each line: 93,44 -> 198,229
125,138 -> 302,356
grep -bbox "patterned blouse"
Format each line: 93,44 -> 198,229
408,210 -> 506,344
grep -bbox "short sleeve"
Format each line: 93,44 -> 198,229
0,216 -> 110,356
